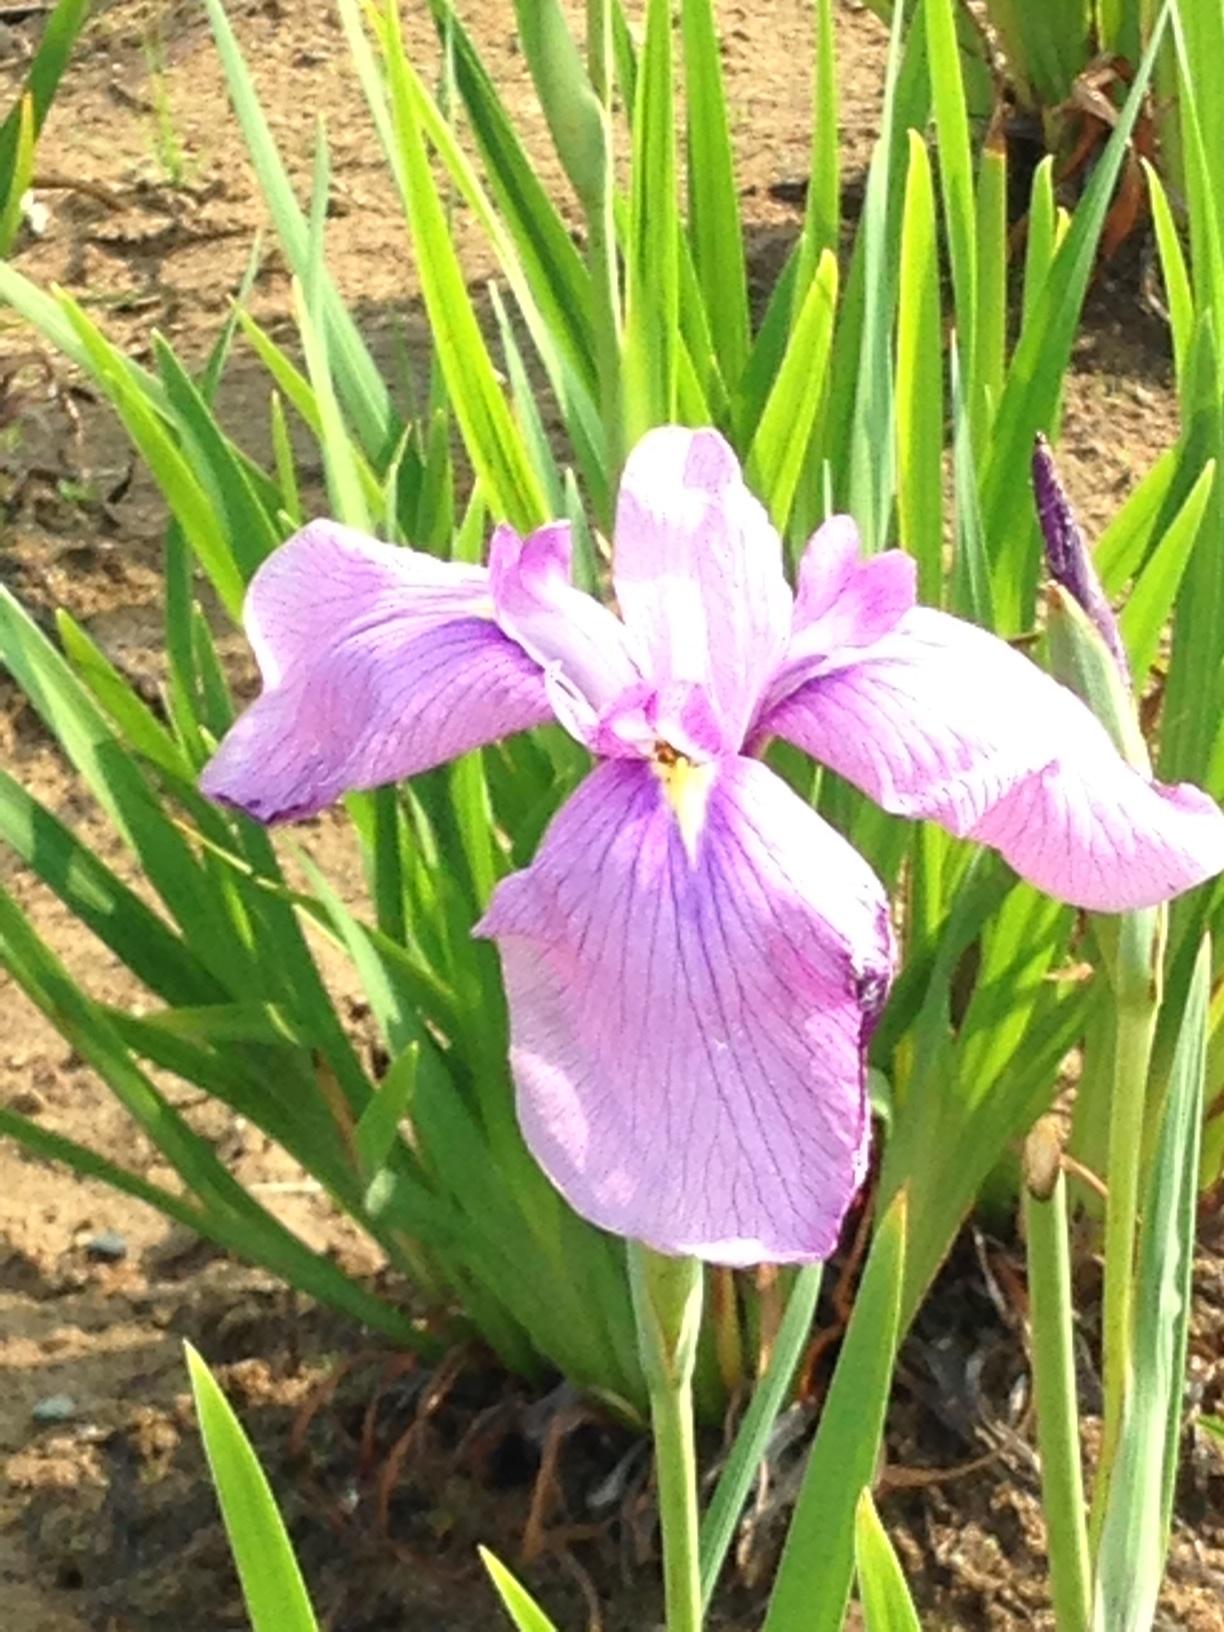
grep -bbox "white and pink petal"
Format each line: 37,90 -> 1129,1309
489,521 -> 643,748
612,428 -> 793,755
200,521 -> 552,823
762,605 -> 1224,912
476,755 -> 893,1265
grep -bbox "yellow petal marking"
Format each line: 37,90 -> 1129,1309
652,748 -> 716,862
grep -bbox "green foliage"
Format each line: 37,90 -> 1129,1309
868,0 -> 1153,113
186,1346 -> 321,1632
1,2 -> 1222,1626
0,0 -> 91,254
855,1489 -> 923,1631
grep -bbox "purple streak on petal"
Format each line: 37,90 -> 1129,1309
612,427 -> 793,754
763,605 -> 1224,911
1033,434 -> 1130,687
755,516 -> 916,724
489,522 -> 642,747
199,520 -> 553,823
476,755 -> 893,1265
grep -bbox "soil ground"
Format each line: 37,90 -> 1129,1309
0,2 -> 1222,1629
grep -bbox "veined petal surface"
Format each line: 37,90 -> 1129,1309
763,605 -> 1224,912
755,517 -> 916,723
612,428 -> 792,753
476,755 -> 893,1264
200,521 -> 552,823
489,521 -> 643,744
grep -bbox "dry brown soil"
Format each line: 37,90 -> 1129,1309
0,2 -> 1222,1629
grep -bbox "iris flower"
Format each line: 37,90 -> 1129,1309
201,427 -> 1224,1266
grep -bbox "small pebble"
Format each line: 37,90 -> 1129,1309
85,1229 -> 127,1263
32,1395 -> 77,1425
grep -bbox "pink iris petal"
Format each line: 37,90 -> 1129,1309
793,516 -> 916,659
755,518 -> 917,725
200,521 -> 552,822
489,521 -> 643,748
763,602 -> 1224,912
612,427 -> 793,754
475,755 -> 893,1265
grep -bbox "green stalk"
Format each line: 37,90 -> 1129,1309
629,1242 -> 704,1632
1092,910 -> 1162,1541
1022,1122 -> 1091,1632
1043,585 -> 1167,1548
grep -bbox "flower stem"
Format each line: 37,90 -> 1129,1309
628,1242 -> 704,1632
1091,910 -> 1162,1544
1023,1122 -> 1091,1632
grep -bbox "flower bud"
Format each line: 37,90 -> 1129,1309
1033,434 -> 1131,690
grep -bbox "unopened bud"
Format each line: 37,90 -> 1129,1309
1033,434 -> 1131,690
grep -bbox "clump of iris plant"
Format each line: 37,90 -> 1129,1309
202,428 -> 1224,1268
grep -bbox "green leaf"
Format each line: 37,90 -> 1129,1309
186,1345 -> 321,1632
699,1266 -> 822,1607
0,768 -> 216,1005
416,0 -> 600,395
895,130 -> 943,605
0,585 -> 254,990
0,93 -> 35,256
294,274 -> 370,532
1021,155 -> 1058,331
801,0 -> 839,271
56,609 -> 195,784
0,878 -> 419,1343
681,0 -> 749,383
511,0 -> 606,210
202,0 -> 394,458
748,249 -> 838,535
763,1193 -> 907,1632
843,0 -> 918,551
1144,158 -> 1194,389
356,0 -> 607,510
972,129 -> 1007,448
1160,321 -> 1224,786
479,1548 -> 561,1632
925,0 -> 976,389
57,297 -> 246,618
489,280 -> 567,515
623,0 -> 679,440
950,337 -> 994,627
981,6 -> 1171,630
1094,937 -> 1209,1632
355,1043 -> 419,1182
381,0 -> 547,529
1119,458 -> 1215,681
855,1488 -> 922,1632
0,0 -> 91,182
152,334 -> 280,581
1095,447 -> 1180,590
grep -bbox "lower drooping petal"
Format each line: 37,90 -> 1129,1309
476,756 -> 894,1265
200,521 -> 552,822
762,605 -> 1224,912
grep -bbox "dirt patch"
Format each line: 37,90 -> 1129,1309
0,1 -> 1216,1629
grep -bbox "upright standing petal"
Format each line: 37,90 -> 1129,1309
488,521 -> 644,749
762,604 -> 1224,912
612,427 -> 793,752
476,755 -> 893,1264
754,516 -> 916,723
201,521 -> 553,823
